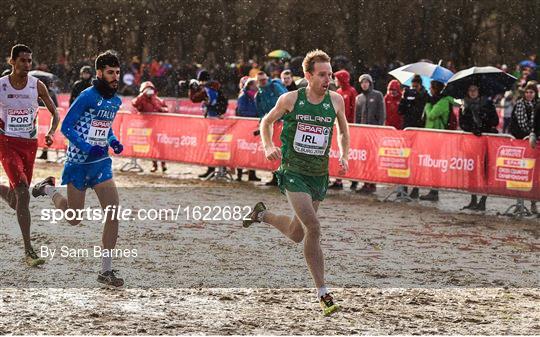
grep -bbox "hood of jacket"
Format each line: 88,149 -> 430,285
139,81 -> 156,94
385,79 -> 402,99
335,70 -> 351,89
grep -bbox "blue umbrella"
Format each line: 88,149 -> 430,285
398,62 -> 454,83
519,60 -> 537,69
389,62 -> 454,93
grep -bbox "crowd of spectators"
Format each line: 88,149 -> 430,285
2,52 -> 538,102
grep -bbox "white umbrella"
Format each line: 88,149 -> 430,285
389,61 -> 454,86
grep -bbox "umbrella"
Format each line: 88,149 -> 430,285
388,64 -> 431,91
28,70 -> 58,84
268,50 -> 291,59
519,60 -> 537,69
441,66 -> 517,99
397,61 -> 454,84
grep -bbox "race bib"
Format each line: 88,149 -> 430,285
293,122 -> 330,156
88,120 -> 111,146
6,108 -> 34,132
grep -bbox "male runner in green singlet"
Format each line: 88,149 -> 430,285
243,50 -> 350,316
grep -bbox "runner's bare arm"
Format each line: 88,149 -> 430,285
260,92 -> 297,160
331,92 -> 350,174
37,80 -> 59,146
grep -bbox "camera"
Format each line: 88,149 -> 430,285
404,87 -> 417,98
178,79 -> 200,93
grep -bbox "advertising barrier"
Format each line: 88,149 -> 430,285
36,107 -> 540,200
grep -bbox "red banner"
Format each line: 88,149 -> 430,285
36,108 -> 540,200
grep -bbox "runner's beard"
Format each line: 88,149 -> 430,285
93,78 -> 118,99
107,80 -> 119,90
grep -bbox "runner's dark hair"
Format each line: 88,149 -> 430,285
11,44 -> 32,60
95,50 -> 120,70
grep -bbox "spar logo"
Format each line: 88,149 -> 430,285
495,146 -> 535,191
7,109 -> 29,115
298,122 -> 327,135
91,120 -> 111,128
377,137 -> 411,178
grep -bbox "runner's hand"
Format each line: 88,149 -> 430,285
110,139 -> 124,154
45,133 -> 54,147
264,146 -> 282,161
338,157 -> 349,175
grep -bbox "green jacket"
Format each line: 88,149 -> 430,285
424,96 -> 454,130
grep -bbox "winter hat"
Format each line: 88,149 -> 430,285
358,74 -> 373,84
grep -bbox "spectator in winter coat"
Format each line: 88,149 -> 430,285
280,70 -> 297,92
356,73 -> 385,194
510,83 -> 538,140
398,74 -> 429,128
355,74 -> 385,126
69,65 -> 93,105
236,77 -> 258,118
329,69 -> 358,190
189,70 -> 224,119
419,80 -> 454,202
509,83 -> 539,214
235,77 -> 261,182
335,69 -> 358,123
132,81 -> 169,114
255,71 -> 288,186
132,81 -> 169,173
384,79 -> 403,129
255,71 -> 288,117
459,84 -> 499,211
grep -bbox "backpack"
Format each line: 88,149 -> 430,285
206,81 -> 229,116
215,89 -> 228,116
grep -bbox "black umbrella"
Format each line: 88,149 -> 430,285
442,66 -> 516,99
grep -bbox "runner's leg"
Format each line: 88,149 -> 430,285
51,183 -> 87,226
0,185 -> 16,210
285,191 -> 324,289
93,179 -> 119,252
12,183 -> 32,250
262,199 -> 320,243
